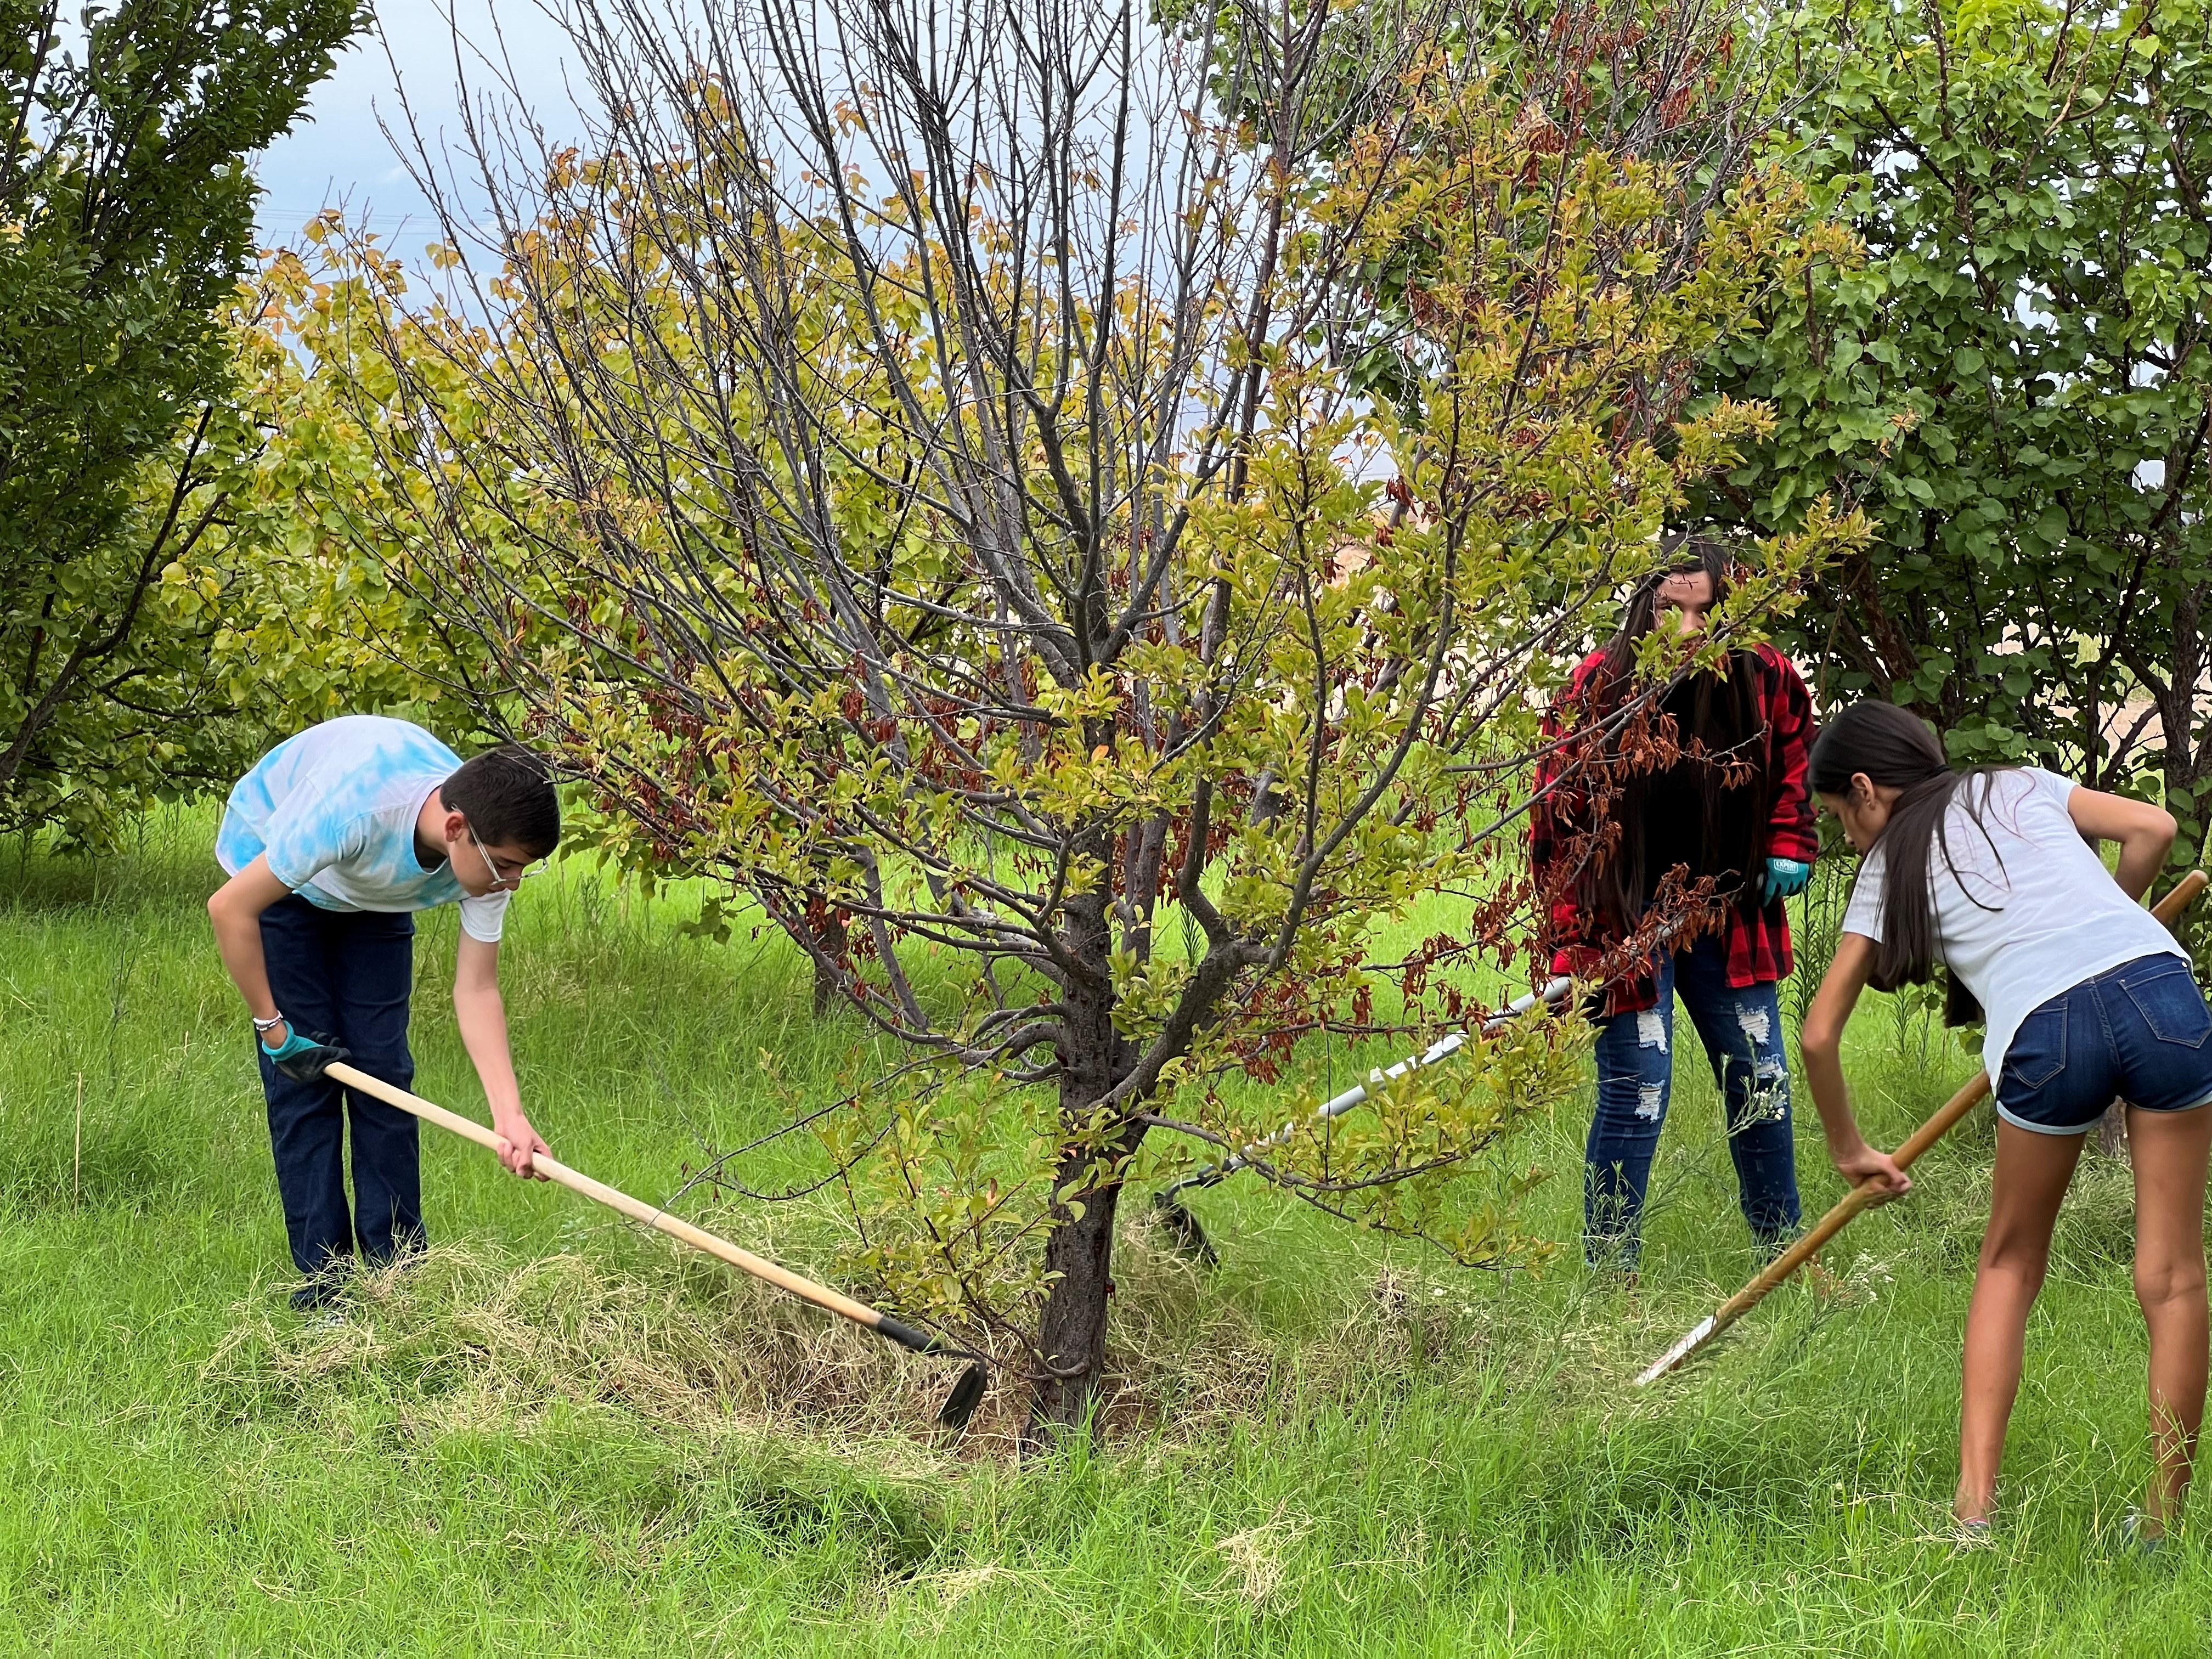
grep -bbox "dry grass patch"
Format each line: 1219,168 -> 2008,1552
202,1244 -> 969,1452
200,1214 -> 1613,1456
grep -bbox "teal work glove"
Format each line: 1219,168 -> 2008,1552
1762,856 -> 1812,904
260,1027 -> 351,1083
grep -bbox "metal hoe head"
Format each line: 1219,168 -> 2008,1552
937,1359 -> 990,1430
1150,1186 -> 1221,1265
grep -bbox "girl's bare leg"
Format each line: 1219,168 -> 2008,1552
2126,1103 -> 2212,1536
1956,1121 -> 2084,1523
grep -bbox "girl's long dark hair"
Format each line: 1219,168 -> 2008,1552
1808,701 -> 2010,1022
1582,534 -> 1765,929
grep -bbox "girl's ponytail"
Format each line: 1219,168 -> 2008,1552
1809,701 -> 2008,1022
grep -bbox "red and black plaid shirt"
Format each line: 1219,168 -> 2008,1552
1527,643 -> 1816,1015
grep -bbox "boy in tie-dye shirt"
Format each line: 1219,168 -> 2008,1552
207,716 -> 562,1308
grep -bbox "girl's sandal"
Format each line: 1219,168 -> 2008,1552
1951,1516 -> 1994,1548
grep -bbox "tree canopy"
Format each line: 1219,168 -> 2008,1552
281,0 -> 1857,1438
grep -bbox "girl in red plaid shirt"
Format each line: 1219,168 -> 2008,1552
1529,537 -> 1818,1270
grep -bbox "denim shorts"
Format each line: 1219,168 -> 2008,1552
1996,953 -> 2212,1134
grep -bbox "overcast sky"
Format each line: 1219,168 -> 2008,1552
251,1 -> 582,252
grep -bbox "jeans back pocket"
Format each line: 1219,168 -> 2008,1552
2001,1002 -> 2070,1094
2120,960 -> 2212,1048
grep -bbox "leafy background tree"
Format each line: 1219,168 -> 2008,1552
177,230 -> 514,751
0,0 -> 364,847
1699,0 -> 2212,869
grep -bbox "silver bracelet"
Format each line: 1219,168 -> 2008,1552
252,1013 -> 286,1034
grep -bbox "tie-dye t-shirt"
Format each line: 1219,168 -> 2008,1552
217,716 -> 511,943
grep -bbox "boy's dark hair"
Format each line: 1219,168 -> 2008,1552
443,744 -> 561,858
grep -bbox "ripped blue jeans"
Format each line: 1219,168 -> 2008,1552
1585,931 -> 1800,1268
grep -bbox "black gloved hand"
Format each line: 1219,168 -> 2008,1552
262,1028 -> 352,1083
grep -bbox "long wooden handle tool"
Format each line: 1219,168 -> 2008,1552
1633,868 -> 2209,1388
320,1060 -> 988,1426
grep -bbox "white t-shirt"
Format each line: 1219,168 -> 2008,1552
217,716 -> 512,943
1841,768 -> 2184,1084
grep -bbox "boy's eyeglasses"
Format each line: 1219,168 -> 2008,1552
469,825 -> 545,890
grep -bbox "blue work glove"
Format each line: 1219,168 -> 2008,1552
1762,856 -> 1812,904
261,1027 -> 351,1083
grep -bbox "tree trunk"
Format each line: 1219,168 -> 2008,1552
1024,1165 -> 1127,1446
1023,832 -> 1135,1451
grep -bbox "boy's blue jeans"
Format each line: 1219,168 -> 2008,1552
1585,931 -> 1801,1268
256,895 -> 422,1304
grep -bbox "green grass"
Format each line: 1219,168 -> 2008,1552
3,810 -> 2210,1653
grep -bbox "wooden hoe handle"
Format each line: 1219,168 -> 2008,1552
320,1060 -> 952,1355
1634,868 -> 2209,1386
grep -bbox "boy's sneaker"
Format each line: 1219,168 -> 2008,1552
2121,1510 -> 2167,1558
290,1262 -> 352,1313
